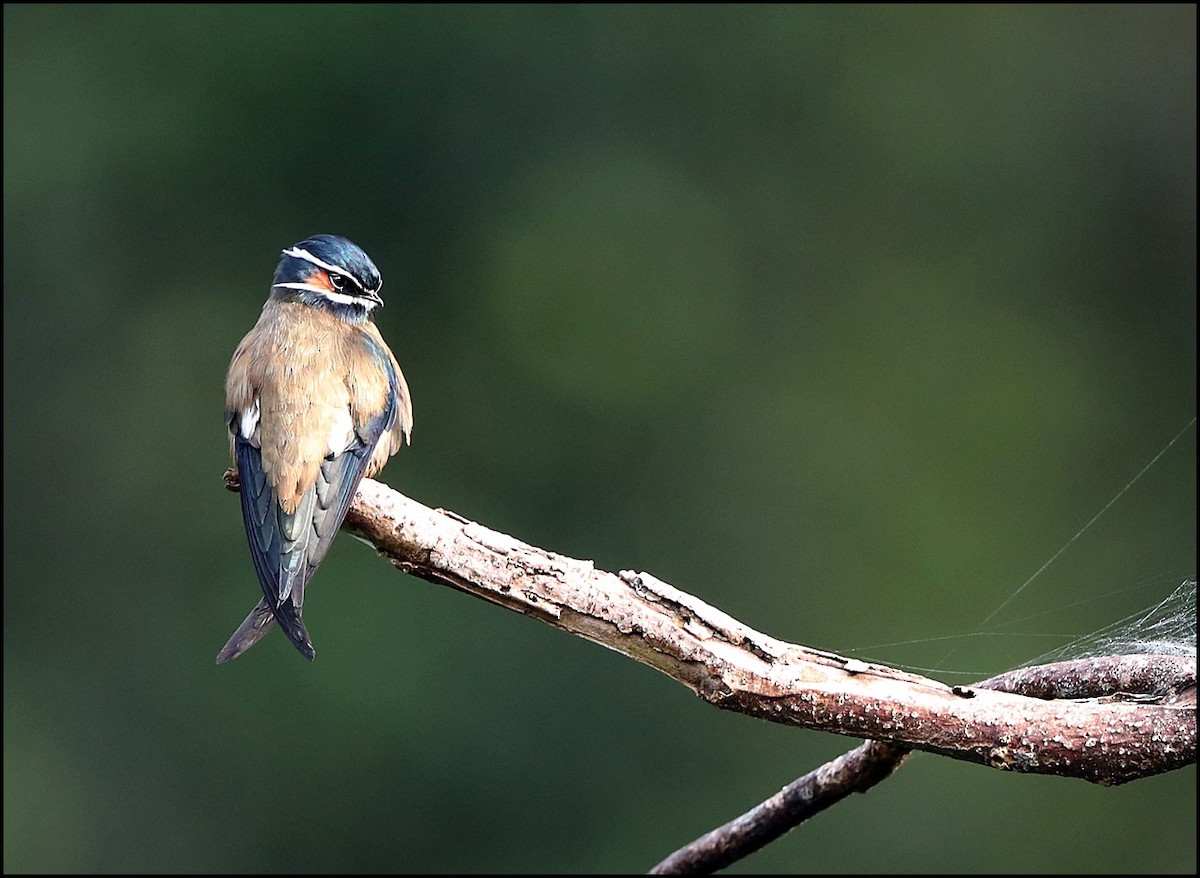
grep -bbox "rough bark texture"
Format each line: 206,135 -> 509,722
316,476 -> 1194,787
649,651 -> 1197,874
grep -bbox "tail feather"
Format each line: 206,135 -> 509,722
216,597 -> 315,664
272,599 -> 316,661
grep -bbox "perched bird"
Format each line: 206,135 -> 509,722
217,234 -> 412,663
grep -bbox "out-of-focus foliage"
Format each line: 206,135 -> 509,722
4,5 -> 1194,873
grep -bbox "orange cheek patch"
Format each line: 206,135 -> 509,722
306,269 -> 333,292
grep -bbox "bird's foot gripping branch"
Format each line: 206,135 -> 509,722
225,469 -> 1196,789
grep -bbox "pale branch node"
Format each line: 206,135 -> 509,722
224,471 -> 1196,790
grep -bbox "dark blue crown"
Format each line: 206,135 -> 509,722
273,234 -> 382,294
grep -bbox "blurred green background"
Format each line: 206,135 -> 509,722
4,4 -> 1195,873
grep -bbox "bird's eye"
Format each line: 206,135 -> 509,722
328,272 -> 345,290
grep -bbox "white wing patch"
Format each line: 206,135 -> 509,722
327,407 -> 356,457
240,398 -> 261,446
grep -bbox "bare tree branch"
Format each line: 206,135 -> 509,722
648,652 -> 1195,873
977,653 -> 1196,703
648,740 -> 912,874
218,472 -> 1185,786
224,471 -> 1195,872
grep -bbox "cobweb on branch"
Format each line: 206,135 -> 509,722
1019,577 -> 1197,669
847,418 -> 1196,679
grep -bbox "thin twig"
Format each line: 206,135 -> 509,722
648,652 -> 1195,873
223,471 -> 1196,872
649,740 -> 911,874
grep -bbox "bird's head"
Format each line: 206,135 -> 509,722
271,234 -> 384,318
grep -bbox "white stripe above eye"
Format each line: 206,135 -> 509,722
271,281 -> 379,309
281,246 -> 367,291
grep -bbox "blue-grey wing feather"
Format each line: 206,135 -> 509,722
234,435 -> 314,659
228,353 -> 397,661
223,333 -> 399,663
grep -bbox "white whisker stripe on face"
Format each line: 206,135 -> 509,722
271,282 -> 379,310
